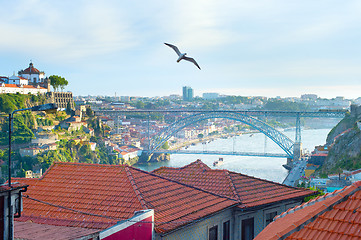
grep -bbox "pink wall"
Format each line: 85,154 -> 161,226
100,210 -> 154,240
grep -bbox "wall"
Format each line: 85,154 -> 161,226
46,92 -> 74,109
157,208 -> 233,240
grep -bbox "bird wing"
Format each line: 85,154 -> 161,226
164,43 -> 181,56
184,56 -> 201,70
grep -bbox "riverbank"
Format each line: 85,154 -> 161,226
168,130 -> 259,151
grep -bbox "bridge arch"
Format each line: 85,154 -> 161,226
149,112 -> 295,158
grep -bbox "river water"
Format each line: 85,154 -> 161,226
135,128 -> 332,183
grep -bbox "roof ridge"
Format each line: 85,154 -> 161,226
227,170 -> 302,191
124,166 -> 148,210
224,171 -> 242,202
274,182 -> 361,239
131,166 -> 237,202
151,159 -> 210,173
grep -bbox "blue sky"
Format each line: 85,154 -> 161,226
1,0 -> 361,99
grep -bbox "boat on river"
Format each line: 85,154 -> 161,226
213,157 -> 224,167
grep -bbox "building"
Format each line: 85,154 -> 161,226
301,94 -> 318,100
46,91 -> 75,109
12,162 -> 237,240
254,181 -> 361,240
0,62 -> 51,94
203,92 -> 220,100
152,160 -> 315,239
18,62 -> 45,84
10,161 -> 315,240
19,147 -> 44,158
0,83 -> 48,95
0,183 -> 28,239
182,86 -> 194,101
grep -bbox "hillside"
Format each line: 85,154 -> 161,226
319,105 -> 361,174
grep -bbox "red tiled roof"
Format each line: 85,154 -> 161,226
15,221 -> 99,240
254,181 -> 361,240
0,183 -> 28,193
22,63 -> 41,74
1,83 -> 46,89
152,160 -> 314,208
13,162 -> 236,233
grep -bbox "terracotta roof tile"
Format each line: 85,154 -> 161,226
15,221 -> 100,240
152,160 -> 314,208
254,181 -> 361,240
13,162 -> 236,234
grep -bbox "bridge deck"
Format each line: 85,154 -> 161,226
150,150 -> 289,158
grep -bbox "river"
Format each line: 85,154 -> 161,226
135,128 -> 332,183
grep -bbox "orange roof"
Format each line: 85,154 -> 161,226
15,221 -> 99,240
13,162 -> 236,233
152,160 -> 314,208
2,83 -> 46,89
22,63 -> 41,74
0,182 -> 28,193
254,181 -> 361,240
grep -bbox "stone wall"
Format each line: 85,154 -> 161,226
47,91 -> 74,109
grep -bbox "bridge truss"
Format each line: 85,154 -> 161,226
148,111 -> 295,158
96,109 -> 346,159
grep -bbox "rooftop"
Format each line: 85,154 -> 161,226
152,159 -> 314,208
254,181 -> 361,240
13,162 -> 237,234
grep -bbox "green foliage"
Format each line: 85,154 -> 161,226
263,99 -> 310,111
49,75 -> 68,92
161,141 -> 169,150
329,153 -> 361,173
86,106 -> 94,117
0,94 -> 26,113
36,117 -> 53,126
65,102 -> 75,116
0,112 -> 35,145
303,186 -> 325,202
209,131 -> 219,136
54,112 -> 67,121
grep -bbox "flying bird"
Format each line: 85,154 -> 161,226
164,43 -> 201,70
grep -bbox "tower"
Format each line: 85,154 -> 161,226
182,86 -> 193,101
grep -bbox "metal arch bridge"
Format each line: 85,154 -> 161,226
95,109 -> 346,159
148,111 -> 295,158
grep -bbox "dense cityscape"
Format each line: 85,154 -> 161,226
1,1 -> 361,239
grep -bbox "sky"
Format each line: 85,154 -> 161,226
1,0 -> 361,99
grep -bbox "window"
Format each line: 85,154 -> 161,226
209,225 -> 218,240
241,217 -> 254,240
265,211 -> 277,226
223,220 -> 230,240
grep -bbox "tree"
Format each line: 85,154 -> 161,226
161,141 -> 169,150
66,102 -> 74,116
86,106 -> 94,117
49,75 -> 68,92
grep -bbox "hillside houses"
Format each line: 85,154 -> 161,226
105,141 -> 142,163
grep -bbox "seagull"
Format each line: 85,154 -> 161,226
164,43 -> 201,70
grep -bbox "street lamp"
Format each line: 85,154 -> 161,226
7,103 -> 57,239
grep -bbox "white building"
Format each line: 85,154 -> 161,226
0,62 -> 50,94
0,83 -> 48,94
18,62 -> 45,84
8,75 -> 28,85
203,92 -> 220,100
